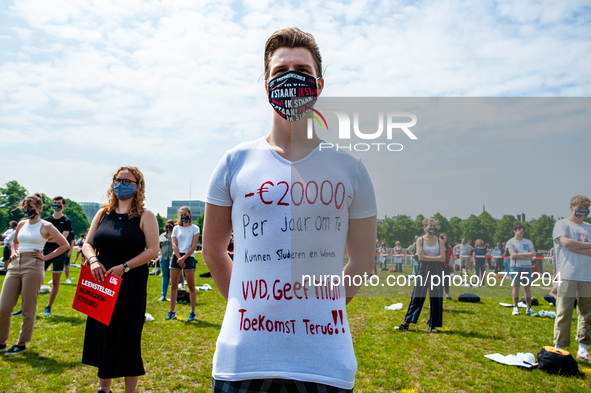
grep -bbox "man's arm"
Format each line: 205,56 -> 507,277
343,216 -> 377,305
558,235 -> 591,257
202,203 -> 233,300
507,246 -> 536,260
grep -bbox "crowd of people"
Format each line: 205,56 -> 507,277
0,26 -> 589,393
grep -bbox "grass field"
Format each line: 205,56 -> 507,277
1,251 -> 590,392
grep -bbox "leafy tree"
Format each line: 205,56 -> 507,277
461,214 -> 487,244
413,214 -> 425,235
392,215 -> 415,247
377,217 -> 396,247
530,215 -> 555,250
156,213 -> 167,232
433,213 -> 452,239
448,217 -> 463,245
585,217 -> 591,224
478,211 -> 497,246
494,215 -> 518,244
195,213 -> 204,231
0,180 -> 27,225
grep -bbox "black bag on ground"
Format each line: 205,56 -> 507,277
536,346 -> 581,376
520,297 -> 539,306
458,293 -> 480,303
176,290 -> 190,303
199,271 -> 212,278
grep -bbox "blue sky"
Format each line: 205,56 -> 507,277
1,0 -> 590,220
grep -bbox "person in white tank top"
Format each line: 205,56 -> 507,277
0,194 -> 69,356
395,217 -> 446,333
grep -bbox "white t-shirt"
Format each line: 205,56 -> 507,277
506,237 -> 534,268
552,219 -> 591,282
206,137 -> 377,389
3,228 -> 16,246
458,244 -> 471,256
172,224 -> 200,254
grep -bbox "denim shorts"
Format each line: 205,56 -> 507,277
170,252 -> 196,271
510,266 -> 533,287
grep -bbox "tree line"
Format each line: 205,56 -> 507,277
1,180 -> 204,238
378,211 -> 591,251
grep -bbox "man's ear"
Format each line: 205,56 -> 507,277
317,78 -> 324,96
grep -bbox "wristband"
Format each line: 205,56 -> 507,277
88,256 -> 98,264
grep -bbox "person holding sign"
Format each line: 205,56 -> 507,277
81,166 -> 158,393
0,194 -> 69,356
204,28 -> 377,392
165,207 -> 200,321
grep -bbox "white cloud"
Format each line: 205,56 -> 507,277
0,0 -> 589,218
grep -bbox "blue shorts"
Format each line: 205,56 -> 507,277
170,253 -> 196,271
510,266 -> 533,287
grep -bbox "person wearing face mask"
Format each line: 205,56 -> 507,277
395,218 -> 446,333
204,28 -> 376,392
393,241 -> 404,273
0,194 -> 69,356
166,207 -> 200,321
472,239 -> 488,287
158,220 -> 175,301
506,223 -> 537,317
551,195 -> 591,363
41,196 -> 72,317
81,166 -> 159,393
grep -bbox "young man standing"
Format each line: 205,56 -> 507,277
42,196 -> 72,316
203,28 -> 377,392
456,238 -> 472,285
506,223 -> 537,317
552,195 -> 591,363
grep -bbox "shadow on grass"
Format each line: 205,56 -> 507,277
444,309 -> 475,315
185,320 -> 221,329
3,353 -> 81,374
42,315 -> 85,326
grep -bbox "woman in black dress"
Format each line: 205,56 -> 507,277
82,166 -> 159,393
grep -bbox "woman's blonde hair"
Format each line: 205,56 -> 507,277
476,239 -> 484,247
103,166 -> 146,219
17,193 -> 43,210
176,206 -> 192,226
422,217 -> 437,228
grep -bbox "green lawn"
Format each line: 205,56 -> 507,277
1,253 -> 590,392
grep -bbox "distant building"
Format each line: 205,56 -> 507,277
167,200 -> 205,219
79,202 -> 101,223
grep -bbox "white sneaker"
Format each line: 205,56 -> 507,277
526,308 -> 538,317
512,307 -> 520,315
48,279 -> 53,284
65,278 -> 72,284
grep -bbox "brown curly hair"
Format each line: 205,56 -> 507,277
103,166 -> 146,219
17,193 -> 43,211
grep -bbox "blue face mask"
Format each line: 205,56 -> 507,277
53,203 -> 62,211
24,209 -> 38,219
427,227 -> 437,235
181,215 -> 190,224
113,182 -> 136,201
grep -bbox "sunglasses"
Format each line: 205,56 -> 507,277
113,177 -> 137,185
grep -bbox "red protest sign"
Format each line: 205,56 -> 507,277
72,265 -> 121,326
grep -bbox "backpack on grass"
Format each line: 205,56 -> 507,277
536,346 -> 581,376
176,290 -> 190,303
458,293 -> 480,303
520,297 -> 539,306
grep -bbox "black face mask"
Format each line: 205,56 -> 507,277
267,70 -> 318,121
166,225 -> 173,232
24,209 -> 38,219
53,203 -> 63,211
181,215 -> 190,224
